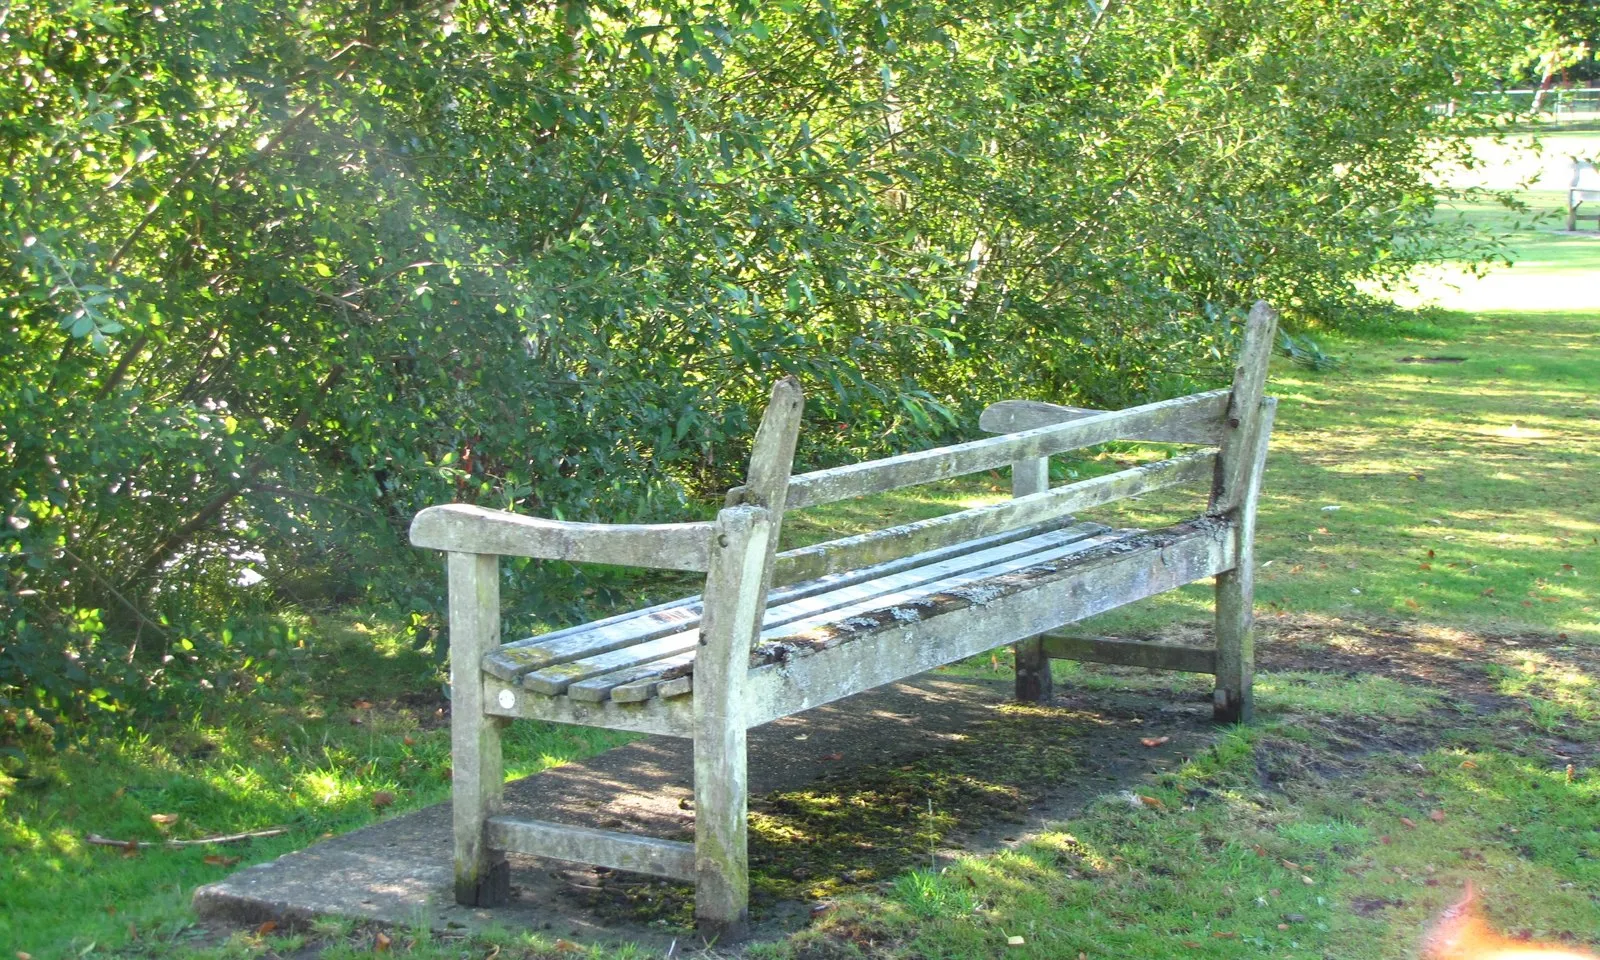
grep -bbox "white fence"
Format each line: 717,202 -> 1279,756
1448,88 -> 1600,119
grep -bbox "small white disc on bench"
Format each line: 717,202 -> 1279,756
498,689 -> 516,710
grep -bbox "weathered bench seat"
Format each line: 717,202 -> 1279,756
410,301 -> 1280,938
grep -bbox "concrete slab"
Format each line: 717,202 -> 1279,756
193,674 -> 1036,947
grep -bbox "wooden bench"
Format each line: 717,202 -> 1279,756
410,302 -> 1280,938
1569,157 -> 1600,231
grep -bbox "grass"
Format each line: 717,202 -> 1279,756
0,619 -> 633,955
3,126 -> 1599,959
779,729 -> 1599,960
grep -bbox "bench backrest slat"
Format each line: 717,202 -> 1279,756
1573,158 -> 1600,193
782,389 -> 1229,511
773,448 -> 1217,585
979,399 -> 1225,445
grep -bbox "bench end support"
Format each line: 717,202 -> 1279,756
448,552 -> 510,907
693,505 -> 773,941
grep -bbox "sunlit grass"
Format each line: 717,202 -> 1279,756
1255,672 -> 1441,719
0,615 -> 633,958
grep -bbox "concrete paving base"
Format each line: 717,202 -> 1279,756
192,674 -> 1049,947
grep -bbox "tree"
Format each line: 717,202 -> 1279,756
0,0 -> 1538,728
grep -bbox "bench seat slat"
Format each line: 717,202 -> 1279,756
523,523 -> 1109,696
565,528 -> 1122,702
483,517 -> 1083,682
740,519 -> 1236,727
507,519 -> 1234,712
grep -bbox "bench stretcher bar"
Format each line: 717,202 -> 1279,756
1040,634 -> 1216,674
485,816 -> 695,881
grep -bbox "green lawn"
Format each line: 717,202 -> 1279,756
3,129 -> 1598,959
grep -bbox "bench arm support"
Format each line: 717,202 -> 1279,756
411,504 -> 717,572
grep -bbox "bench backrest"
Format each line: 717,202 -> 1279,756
1574,157 -> 1600,196
412,303 -> 1277,657
735,301 -> 1279,592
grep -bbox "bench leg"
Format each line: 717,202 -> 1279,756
1013,636 -> 1053,703
1008,456 -> 1054,704
1213,567 -> 1255,724
694,702 -> 749,940
1212,395 -> 1276,725
692,506 -> 772,941
1569,201 -> 1579,232
448,552 -> 510,907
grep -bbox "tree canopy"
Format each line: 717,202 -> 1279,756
0,0 -> 1541,726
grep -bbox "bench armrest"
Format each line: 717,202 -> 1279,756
410,504 -> 716,572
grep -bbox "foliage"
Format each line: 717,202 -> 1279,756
0,0 -> 1541,725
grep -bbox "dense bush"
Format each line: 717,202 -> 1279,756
1,0 -> 1538,728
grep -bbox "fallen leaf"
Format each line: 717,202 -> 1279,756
402,735 -> 415,746
1418,563 -> 1431,571
203,854 -> 241,867
1379,835 -> 1391,845
1427,549 -> 1436,558
1213,931 -> 1237,939
1139,795 -> 1166,810
1182,941 -> 1202,949
553,940 -> 584,953
150,813 -> 179,825
1140,736 -> 1171,748
1459,760 -> 1478,769
819,753 -> 844,762
354,699 -> 374,710
256,921 -> 277,936
1251,844 -> 1267,857
1562,563 -> 1575,571
18,953 -> 33,960
1429,809 -> 1446,823
1405,598 -> 1421,610
1301,875 -> 1316,886
1277,923 -> 1289,931
372,790 -> 397,809
1400,817 -> 1418,828
1481,588 -> 1495,596
122,841 -> 139,858
1007,935 -> 1026,947
1567,764 -> 1576,784
1281,859 -> 1300,870
374,931 -> 392,952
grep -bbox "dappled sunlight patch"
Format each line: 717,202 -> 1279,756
1486,651 -> 1600,736
1256,672 -> 1442,719
295,769 -> 362,808
891,868 -> 978,920
1030,829 -> 1115,873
